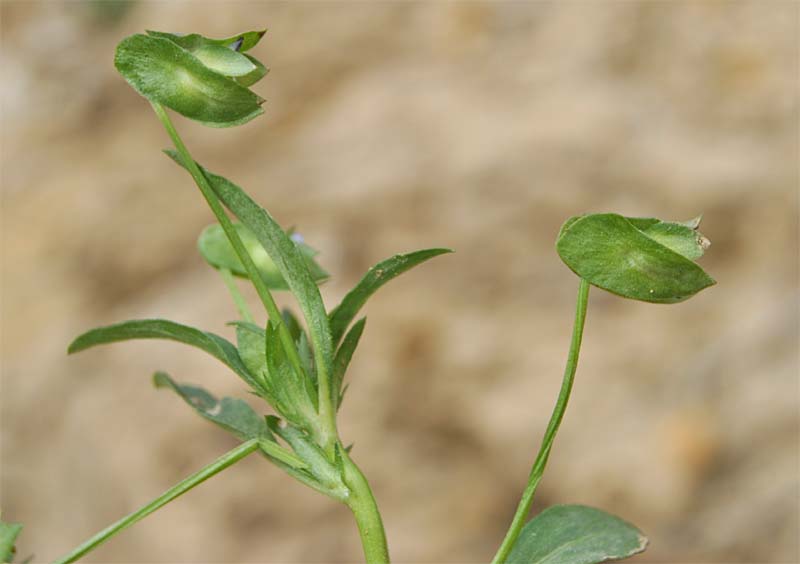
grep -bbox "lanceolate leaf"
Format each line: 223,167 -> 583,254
0,520 -> 22,564
198,223 -> 329,290
332,317 -> 366,410
328,249 -> 452,345
507,505 -> 648,564
153,371 -> 268,441
153,372 -> 307,470
166,151 -> 335,395
68,319 -> 261,391
556,213 -> 715,304
115,34 -> 264,127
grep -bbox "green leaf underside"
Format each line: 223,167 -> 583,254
332,317 -> 366,410
115,34 -> 263,127
556,214 -> 715,303
0,521 -> 22,564
329,248 -> 452,345
68,319 -> 261,391
198,223 -> 329,290
507,505 -> 648,564
146,30 -> 266,53
153,372 -> 307,470
166,150 -> 335,395
153,371 -> 267,441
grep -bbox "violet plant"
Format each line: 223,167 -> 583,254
0,30 -> 715,564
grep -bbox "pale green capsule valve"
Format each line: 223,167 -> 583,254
198,222 -> 329,290
556,213 -> 715,304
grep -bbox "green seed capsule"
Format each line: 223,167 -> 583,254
114,31 -> 268,127
198,223 -> 329,290
556,213 -> 715,303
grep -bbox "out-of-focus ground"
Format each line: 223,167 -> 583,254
1,2 -> 798,563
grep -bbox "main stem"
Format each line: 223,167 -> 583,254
342,449 -> 390,563
151,103 -> 337,450
491,278 -> 590,564
53,439 -> 259,564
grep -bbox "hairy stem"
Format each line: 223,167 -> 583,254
491,278 -> 590,563
53,439 -> 259,564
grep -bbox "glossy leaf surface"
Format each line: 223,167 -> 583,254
328,248 -> 452,345
115,34 -> 264,127
198,223 -> 329,290
556,213 -> 715,303
507,505 -> 648,564
68,319 -> 260,390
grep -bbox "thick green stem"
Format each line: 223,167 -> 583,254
342,450 -> 390,563
491,278 -> 590,564
219,267 -> 255,322
149,103 -> 337,446
53,439 -> 259,564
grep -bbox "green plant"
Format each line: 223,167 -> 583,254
0,29 -> 714,564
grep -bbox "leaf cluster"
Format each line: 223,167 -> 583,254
69,155 -> 449,497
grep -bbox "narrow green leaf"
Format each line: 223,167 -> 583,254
333,317 -> 366,410
198,223 -> 329,290
265,321 -> 317,419
68,319 -> 261,391
329,249 -> 452,345
166,151 -> 335,397
192,44 -> 256,77
115,34 -> 264,127
0,520 -> 22,564
507,505 -> 648,564
556,213 -> 715,304
153,371 -> 267,441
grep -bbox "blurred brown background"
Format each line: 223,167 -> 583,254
1,2 -> 798,563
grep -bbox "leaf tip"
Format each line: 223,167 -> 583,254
152,370 -> 171,389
